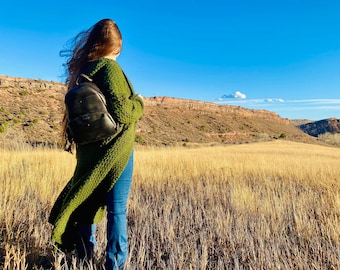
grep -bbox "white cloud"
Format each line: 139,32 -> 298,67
234,91 -> 246,99
265,98 -> 285,103
289,99 -> 340,104
221,91 -> 246,99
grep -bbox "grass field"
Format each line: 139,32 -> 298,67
0,140 -> 339,269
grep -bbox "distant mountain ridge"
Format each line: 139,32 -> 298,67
0,74 -> 336,147
298,118 -> 340,137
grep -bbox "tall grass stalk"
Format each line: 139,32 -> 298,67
0,141 -> 339,269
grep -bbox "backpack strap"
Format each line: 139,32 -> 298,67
75,73 -> 93,85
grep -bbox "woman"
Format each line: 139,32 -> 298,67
48,19 -> 144,269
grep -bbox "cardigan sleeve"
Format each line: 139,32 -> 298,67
91,59 -> 144,125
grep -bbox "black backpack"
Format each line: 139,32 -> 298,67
65,74 -> 119,145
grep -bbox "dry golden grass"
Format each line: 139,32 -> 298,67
0,140 -> 339,269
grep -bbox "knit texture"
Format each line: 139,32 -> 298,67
48,59 -> 144,250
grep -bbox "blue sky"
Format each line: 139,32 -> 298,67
1,0 -> 340,120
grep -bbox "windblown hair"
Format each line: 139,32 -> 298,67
60,19 -> 122,149
61,18 -> 122,89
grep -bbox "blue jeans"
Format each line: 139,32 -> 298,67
76,152 -> 134,270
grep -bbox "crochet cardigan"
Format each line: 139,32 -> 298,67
48,58 -> 144,251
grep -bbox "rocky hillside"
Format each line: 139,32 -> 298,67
298,118 -> 340,137
138,97 -> 317,146
0,75 -> 319,148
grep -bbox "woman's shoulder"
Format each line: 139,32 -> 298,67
92,58 -> 122,72
87,58 -> 123,78
89,57 -> 120,69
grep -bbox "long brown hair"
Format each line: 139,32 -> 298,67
60,19 -> 122,148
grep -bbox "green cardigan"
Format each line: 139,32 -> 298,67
49,58 -> 144,251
